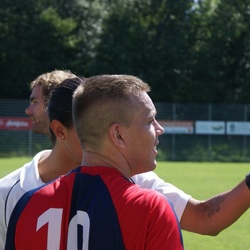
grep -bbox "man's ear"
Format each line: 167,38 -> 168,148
109,123 -> 126,148
50,120 -> 65,140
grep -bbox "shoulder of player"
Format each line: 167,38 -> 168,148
117,182 -> 172,212
0,150 -> 41,192
0,157 -> 37,197
0,167 -> 22,193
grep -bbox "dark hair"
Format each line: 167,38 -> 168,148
48,77 -> 84,145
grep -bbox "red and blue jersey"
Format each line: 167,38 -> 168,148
6,166 -> 184,250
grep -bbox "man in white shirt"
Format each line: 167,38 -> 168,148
0,70 -> 77,249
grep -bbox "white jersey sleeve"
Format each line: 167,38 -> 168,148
131,171 -> 191,221
0,150 -> 50,250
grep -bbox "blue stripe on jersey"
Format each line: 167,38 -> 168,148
70,166 -> 82,173
5,179 -> 20,227
167,198 -> 184,247
69,173 -> 125,250
5,187 -> 39,250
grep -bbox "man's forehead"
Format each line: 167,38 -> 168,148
135,91 -> 156,115
30,85 -> 44,99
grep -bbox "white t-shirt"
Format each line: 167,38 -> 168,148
0,150 -> 48,250
0,150 -> 190,249
131,173 -> 190,220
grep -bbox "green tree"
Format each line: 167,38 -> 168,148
0,0 -> 80,98
0,0 -> 108,98
91,0 -> 201,102
182,0 -> 250,103
54,0 -> 108,75
2,0 -> 250,103
91,0 -> 250,103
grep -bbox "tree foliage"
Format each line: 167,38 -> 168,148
0,0 -> 102,98
1,0 -> 250,103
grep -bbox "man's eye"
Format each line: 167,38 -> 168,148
31,100 -> 38,104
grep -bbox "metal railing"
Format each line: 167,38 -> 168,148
1,100 -> 250,161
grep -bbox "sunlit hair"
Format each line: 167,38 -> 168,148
73,74 -> 150,150
47,77 -> 84,145
30,70 -> 76,104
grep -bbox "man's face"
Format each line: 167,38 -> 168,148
122,92 -> 164,176
25,85 -> 50,136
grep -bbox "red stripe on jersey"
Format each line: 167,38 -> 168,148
15,174 -> 76,250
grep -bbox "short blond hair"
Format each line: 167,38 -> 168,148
30,69 -> 76,103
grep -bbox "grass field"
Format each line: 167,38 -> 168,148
155,162 -> 250,250
1,158 -> 250,249
0,157 -> 32,177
